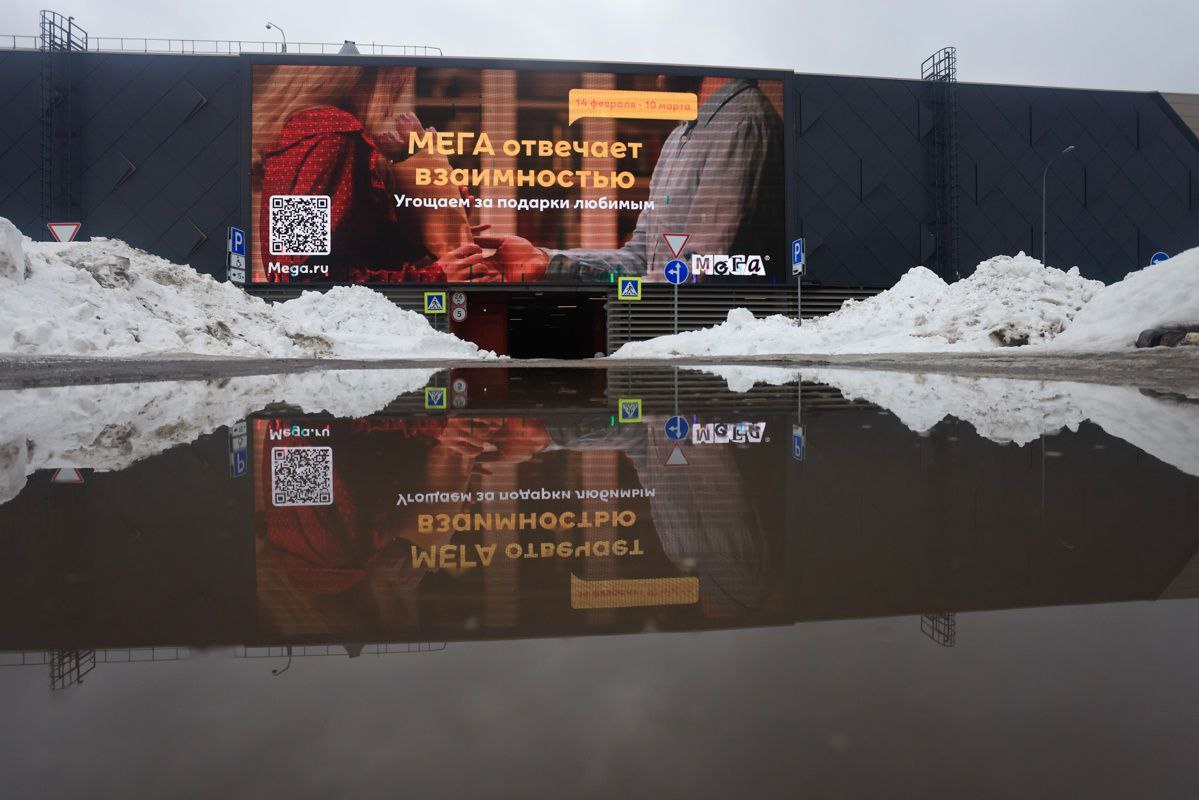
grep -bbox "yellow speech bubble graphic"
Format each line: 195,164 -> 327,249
570,574 -> 699,609
569,89 -> 698,125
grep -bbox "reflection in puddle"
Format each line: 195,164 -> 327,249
1,366 -> 1198,794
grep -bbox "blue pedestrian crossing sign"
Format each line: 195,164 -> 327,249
618,397 -> 643,423
424,387 -> 447,410
424,291 -> 447,314
617,276 -> 642,301
664,259 -> 689,285
1150,251 -> 1170,265
791,238 -> 805,276
664,415 -> 689,440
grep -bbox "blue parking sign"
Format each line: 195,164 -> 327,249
791,238 -> 805,276
228,226 -> 246,257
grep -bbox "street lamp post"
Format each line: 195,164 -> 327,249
1041,145 -> 1076,266
265,21 -> 287,53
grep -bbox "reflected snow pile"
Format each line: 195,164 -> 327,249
803,369 -> 1199,477
693,364 -> 1199,478
698,365 -> 799,393
615,248 -> 1199,357
0,369 -> 435,505
0,218 -> 488,359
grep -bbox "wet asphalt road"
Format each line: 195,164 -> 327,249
2,348 -> 1198,394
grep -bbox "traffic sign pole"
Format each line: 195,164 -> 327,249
664,257 -> 689,336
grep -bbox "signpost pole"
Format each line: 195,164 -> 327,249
673,283 -> 678,335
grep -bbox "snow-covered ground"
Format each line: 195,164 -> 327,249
0,218 -> 488,359
698,365 -> 1199,478
0,368 -> 437,505
615,249 -> 1199,358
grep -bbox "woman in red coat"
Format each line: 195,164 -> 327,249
252,65 -> 496,283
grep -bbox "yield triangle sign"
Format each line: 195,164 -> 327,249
47,222 -> 81,243
662,233 -> 690,259
664,444 -> 689,467
51,468 -> 85,484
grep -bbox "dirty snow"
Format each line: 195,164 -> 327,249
1047,246 -> 1199,350
0,219 -> 488,359
0,368 -> 437,505
616,248 -> 1199,358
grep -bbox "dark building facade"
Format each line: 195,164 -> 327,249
1,46 -> 1198,353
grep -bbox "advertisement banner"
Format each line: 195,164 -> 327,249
248,62 -> 786,285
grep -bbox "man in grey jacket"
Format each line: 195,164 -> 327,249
475,76 -> 785,282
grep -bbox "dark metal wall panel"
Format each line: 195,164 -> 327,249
0,50 -> 239,278
0,51 -> 43,234
794,75 -> 1199,287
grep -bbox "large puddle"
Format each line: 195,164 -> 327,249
1,366 -> 1197,796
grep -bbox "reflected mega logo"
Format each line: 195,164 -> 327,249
690,254 -> 767,277
691,421 -> 767,444
268,423 -> 332,441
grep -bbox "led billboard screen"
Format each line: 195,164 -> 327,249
248,62 -> 787,285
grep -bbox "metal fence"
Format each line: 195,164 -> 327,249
0,35 -> 442,56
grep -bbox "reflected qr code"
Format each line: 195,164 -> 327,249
269,195 -> 331,255
271,446 -> 333,506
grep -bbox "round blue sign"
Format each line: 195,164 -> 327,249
664,415 -> 689,441
664,259 -> 689,285
1150,251 -> 1169,265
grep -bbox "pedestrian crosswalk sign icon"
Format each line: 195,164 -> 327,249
618,277 -> 642,301
618,398 -> 643,423
424,387 -> 447,409
424,291 -> 447,314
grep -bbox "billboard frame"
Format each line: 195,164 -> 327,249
238,53 -> 797,290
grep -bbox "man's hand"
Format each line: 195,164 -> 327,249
474,234 -> 550,282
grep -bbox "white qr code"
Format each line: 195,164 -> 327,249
271,446 -> 334,507
269,195 -> 331,255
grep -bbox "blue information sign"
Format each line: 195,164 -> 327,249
227,226 -> 246,257
664,415 -> 690,441
791,238 -> 805,276
1150,251 -> 1169,265
664,259 -> 689,285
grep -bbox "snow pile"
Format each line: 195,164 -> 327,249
615,253 -> 1100,358
1048,247 -> 1199,349
0,218 -> 24,282
0,221 -> 489,359
0,368 -> 437,505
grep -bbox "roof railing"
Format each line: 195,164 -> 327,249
0,35 -> 442,56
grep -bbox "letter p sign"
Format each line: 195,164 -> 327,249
228,226 -> 246,257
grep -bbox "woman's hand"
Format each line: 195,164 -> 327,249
432,243 -> 504,282
377,113 -> 429,161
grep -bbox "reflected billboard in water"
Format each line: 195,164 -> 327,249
251,404 -> 787,641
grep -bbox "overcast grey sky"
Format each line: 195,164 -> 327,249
2,0 -> 1197,93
